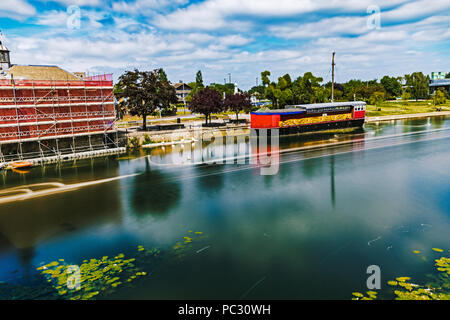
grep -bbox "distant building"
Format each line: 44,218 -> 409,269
0,41 -> 11,72
431,72 -> 446,80
173,82 -> 192,104
430,72 -> 450,93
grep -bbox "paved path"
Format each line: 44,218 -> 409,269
366,111 -> 450,122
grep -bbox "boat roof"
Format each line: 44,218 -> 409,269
286,101 -> 366,110
252,101 -> 366,115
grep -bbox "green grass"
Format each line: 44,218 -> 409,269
366,100 -> 450,117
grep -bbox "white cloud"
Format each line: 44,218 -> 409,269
0,0 -> 36,20
154,0 -> 410,30
381,0 -> 450,23
40,0 -> 103,7
112,0 -> 188,14
35,10 -> 68,26
269,16 -> 368,39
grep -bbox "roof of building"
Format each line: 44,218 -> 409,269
0,41 -> 9,52
173,82 -> 192,90
4,65 -> 82,81
430,79 -> 450,87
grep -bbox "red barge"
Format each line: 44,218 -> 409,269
251,101 -> 366,134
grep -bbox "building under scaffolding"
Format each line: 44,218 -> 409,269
0,41 -> 123,164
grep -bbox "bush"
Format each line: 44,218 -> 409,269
435,90 -> 446,105
143,134 -> 155,145
127,137 -> 141,150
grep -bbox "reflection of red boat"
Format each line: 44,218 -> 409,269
11,168 -> 31,174
10,161 -> 33,169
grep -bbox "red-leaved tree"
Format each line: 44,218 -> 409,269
188,87 -> 224,124
224,92 -> 252,121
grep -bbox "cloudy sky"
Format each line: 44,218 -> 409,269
0,0 -> 449,89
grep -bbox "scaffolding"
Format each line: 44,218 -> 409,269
0,75 -> 121,163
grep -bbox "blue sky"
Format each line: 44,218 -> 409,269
0,0 -> 449,89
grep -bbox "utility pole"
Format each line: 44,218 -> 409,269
228,73 -> 231,84
182,82 -> 186,115
331,51 -> 336,102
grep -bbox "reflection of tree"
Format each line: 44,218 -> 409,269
195,165 -> 225,193
431,116 -> 444,128
330,156 -> 336,209
17,246 -> 35,277
131,159 -> 181,217
403,118 -> 429,133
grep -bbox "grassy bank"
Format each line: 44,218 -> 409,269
366,100 -> 450,117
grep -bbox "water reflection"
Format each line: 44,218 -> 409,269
131,158 -> 181,217
330,156 -> 336,209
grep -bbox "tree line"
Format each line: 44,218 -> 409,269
115,68 -> 449,129
249,70 -> 449,108
115,69 -> 252,128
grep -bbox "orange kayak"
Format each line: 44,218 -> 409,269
10,161 -> 33,169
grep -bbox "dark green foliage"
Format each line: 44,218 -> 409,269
116,68 -> 178,130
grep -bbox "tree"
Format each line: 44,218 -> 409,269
264,83 -> 278,108
435,89 -> 446,105
380,76 -> 402,99
369,92 -> 386,106
196,70 -> 204,88
188,87 -> 224,124
116,69 -> 177,130
248,85 -> 265,97
156,68 -> 179,115
209,83 -> 235,97
295,72 -> 323,104
445,72 -> 450,79
404,72 -> 429,101
261,71 -> 271,87
224,92 -> 252,121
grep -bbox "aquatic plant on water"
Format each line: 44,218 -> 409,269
352,249 -> 450,300
0,231 -> 206,300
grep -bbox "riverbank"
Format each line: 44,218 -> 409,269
127,111 -> 450,148
127,123 -> 250,147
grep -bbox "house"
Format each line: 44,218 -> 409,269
173,82 -> 192,104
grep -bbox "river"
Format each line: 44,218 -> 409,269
0,116 -> 449,300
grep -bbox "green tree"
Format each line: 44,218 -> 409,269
435,90 -> 446,105
156,68 -> 179,115
265,83 -> 278,109
209,83 -> 235,97
404,72 -> 430,101
261,71 -> 271,87
295,72 -> 323,104
274,74 -> 294,107
369,91 -> 385,105
196,70 -> 204,88
116,69 -> 176,130
380,76 -> 402,99
249,85 -> 265,96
